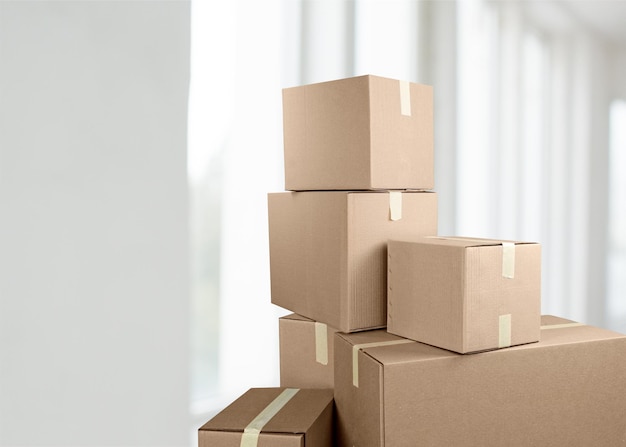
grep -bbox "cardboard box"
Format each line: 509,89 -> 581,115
280,314 -> 339,389
268,191 -> 437,332
199,388 -> 333,447
334,316 -> 626,447
388,236 -> 541,353
282,74 -> 433,191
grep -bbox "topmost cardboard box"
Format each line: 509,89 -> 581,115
282,75 -> 433,191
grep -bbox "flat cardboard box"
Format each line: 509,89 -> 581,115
388,236 -> 541,353
280,314 -> 339,389
282,74 -> 433,191
334,316 -> 626,447
199,388 -> 333,447
268,191 -> 437,332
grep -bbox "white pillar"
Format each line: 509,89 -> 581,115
0,2 -> 190,445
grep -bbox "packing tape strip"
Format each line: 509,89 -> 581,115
314,322 -> 328,366
498,314 -> 512,348
425,237 -> 517,278
425,236 -> 517,247
240,388 -> 300,447
352,339 -> 413,387
399,80 -> 411,116
389,191 -> 402,221
502,242 -> 515,279
540,322 -> 585,330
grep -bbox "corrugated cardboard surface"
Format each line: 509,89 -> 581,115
387,237 -> 541,353
199,388 -> 333,447
282,74 -> 433,191
279,314 -> 338,389
335,316 -> 626,447
268,191 -> 437,332
199,430 -> 302,447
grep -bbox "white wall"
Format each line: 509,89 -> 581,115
0,2 -> 190,445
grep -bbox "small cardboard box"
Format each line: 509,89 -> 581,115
334,316 -> 626,447
268,191 -> 437,332
199,388 -> 333,447
280,314 -> 339,389
387,236 -> 541,353
282,74 -> 433,191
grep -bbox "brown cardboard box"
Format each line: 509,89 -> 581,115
388,236 -> 541,353
280,314 -> 339,389
199,388 -> 333,447
268,190 -> 437,332
334,316 -> 626,447
282,74 -> 433,191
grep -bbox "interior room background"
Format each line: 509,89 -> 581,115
1,1 -> 625,446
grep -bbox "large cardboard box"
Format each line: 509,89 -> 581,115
282,75 -> 433,191
199,388 -> 333,447
387,236 -> 541,353
334,316 -> 626,447
268,190 -> 437,332
280,314 -> 338,389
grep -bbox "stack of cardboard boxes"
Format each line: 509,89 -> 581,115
199,75 -> 626,447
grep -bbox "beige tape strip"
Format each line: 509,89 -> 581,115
399,80 -> 411,116
502,242 -> 515,279
240,388 -> 299,447
352,339 -> 413,387
541,322 -> 585,330
389,191 -> 402,221
424,236 -> 513,246
498,314 -> 512,348
314,322 -> 328,366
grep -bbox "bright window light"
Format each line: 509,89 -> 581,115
608,99 -> 626,333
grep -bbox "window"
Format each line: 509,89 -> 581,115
188,0 -> 626,427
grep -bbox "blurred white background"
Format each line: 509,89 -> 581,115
1,1 -> 625,446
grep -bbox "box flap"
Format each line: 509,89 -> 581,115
337,329 -> 403,348
282,73 -> 371,91
340,316 -> 625,369
540,315 -> 575,326
263,389 -> 333,434
347,190 -> 437,195
337,330 -> 456,370
536,315 -> 626,347
279,313 -> 313,323
200,388 -> 333,435
399,236 -> 537,248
